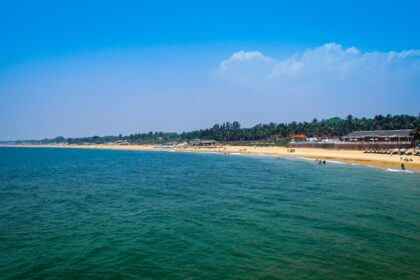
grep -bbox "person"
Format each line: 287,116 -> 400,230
323,160 -> 326,165
401,163 -> 406,171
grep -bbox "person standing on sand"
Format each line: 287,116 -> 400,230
401,163 -> 406,171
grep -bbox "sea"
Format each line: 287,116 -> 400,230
0,147 -> 419,279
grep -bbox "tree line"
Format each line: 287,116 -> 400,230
6,114 -> 420,145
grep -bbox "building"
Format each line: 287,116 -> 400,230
113,140 -> 130,146
307,135 -> 338,143
288,134 -> 307,143
342,129 -> 414,144
160,142 -> 178,148
288,134 -> 306,140
189,140 -> 218,147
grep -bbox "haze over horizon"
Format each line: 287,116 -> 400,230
1,1 -> 419,141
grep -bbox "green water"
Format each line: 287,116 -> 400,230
0,147 -> 419,279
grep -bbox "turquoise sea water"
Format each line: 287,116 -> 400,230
0,147 -> 419,279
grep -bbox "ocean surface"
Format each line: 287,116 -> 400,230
0,147 -> 419,279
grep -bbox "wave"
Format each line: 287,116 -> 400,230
246,153 -> 279,159
325,160 -> 346,165
296,157 -> 347,165
385,168 -> 413,173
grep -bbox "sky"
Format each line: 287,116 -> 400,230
0,0 -> 419,140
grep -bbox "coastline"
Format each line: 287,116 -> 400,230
2,144 -> 419,173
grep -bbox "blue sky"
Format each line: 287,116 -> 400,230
1,0 -> 419,140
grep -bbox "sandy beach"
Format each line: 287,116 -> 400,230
177,145 -> 420,171
5,144 -> 420,172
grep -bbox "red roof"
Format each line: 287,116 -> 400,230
289,134 -> 306,139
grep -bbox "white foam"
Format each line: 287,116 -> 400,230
385,168 -> 413,173
326,160 -> 346,165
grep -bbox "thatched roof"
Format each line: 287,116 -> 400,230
189,139 -> 217,145
343,129 -> 412,139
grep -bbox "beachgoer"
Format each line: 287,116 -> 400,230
323,160 -> 326,165
401,163 -> 406,170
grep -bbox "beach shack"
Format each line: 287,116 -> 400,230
189,140 -> 218,147
288,134 -> 307,143
160,142 -> 178,148
342,129 -> 414,145
113,140 -> 130,146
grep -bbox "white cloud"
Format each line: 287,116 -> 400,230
216,42 -> 420,83
218,50 -> 273,71
213,43 -> 420,117
388,49 -> 420,59
214,50 -> 277,85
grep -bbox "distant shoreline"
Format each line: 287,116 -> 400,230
2,144 -> 419,173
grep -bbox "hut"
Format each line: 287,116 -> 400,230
342,129 -> 414,144
189,140 -> 218,147
113,140 -> 130,146
288,134 -> 307,143
160,142 -> 178,148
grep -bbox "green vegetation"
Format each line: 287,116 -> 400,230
4,114 -> 419,145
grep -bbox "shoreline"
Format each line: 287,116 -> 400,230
2,144 -> 419,173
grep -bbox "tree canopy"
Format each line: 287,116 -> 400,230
4,114 -> 419,145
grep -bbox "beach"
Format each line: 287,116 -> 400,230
6,144 -> 420,172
